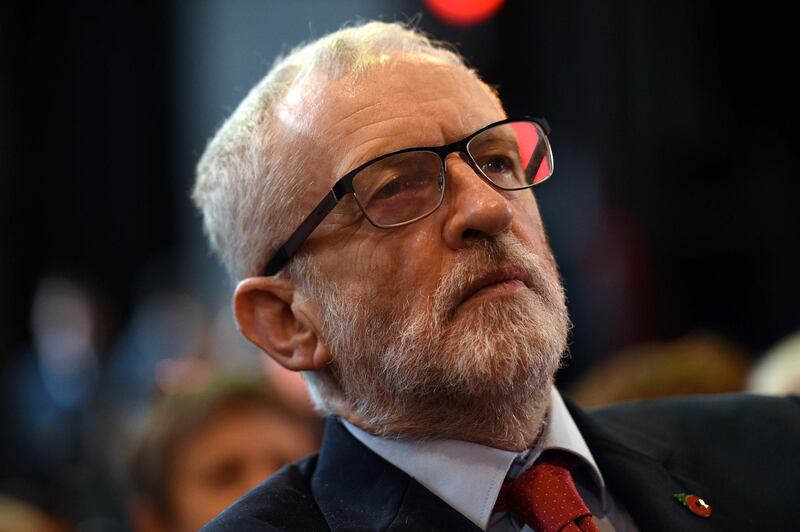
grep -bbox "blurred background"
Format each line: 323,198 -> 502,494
1,1 -> 798,530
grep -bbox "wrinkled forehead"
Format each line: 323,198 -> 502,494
265,55 -> 506,232
276,55 -> 504,174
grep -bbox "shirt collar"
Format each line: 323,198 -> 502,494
341,387 -> 606,530
533,388 -> 608,511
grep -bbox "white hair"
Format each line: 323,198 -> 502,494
192,21 -> 471,280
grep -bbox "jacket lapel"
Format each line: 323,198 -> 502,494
311,417 -> 480,531
311,405 -> 723,531
567,401 -> 717,532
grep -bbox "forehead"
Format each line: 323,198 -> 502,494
279,56 -> 506,181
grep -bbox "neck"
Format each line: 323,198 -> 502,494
340,383 -> 552,451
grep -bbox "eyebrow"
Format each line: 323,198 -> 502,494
263,116 -> 550,276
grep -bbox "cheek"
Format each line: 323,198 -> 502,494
353,228 -> 440,286
402,229 -> 441,269
376,228 -> 445,300
511,196 -> 550,246
170,476 -> 229,531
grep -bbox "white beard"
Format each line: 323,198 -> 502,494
298,232 -> 570,448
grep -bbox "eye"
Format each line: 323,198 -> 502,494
374,177 -> 404,199
481,155 -> 513,175
479,153 -> 524,187
372,174 -> 429,200
202,458 -> 244,488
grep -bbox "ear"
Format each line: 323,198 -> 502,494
233,276 -> 331,372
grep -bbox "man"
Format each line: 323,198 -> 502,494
193,21 -> 800,531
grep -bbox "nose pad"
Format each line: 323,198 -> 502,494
443,151 -> 478,178
455,151 -> 474,172
443,151 -> 493,193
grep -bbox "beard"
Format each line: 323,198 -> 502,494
297,232 -> 570,449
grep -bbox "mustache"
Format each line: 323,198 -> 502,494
430,233 -> 558,322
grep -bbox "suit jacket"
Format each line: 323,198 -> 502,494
202,393 -> 800,531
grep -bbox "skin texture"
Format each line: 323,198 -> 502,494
290,58 -> 550,299
234,56 -> 567,451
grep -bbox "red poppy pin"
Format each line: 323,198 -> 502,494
673,492 -> 712,518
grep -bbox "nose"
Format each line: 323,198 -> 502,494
441,153 -> 514,249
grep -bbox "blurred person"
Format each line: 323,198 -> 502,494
103,290 -> 209,407
1,275 -> 114,525
749,331 -> 800,394
567,333 -> 752,408
5,276 -> 103,461
95,290 -> 210,489
128,378 -> 319,532
192,21 -> 800,531
27,276 -> 103,409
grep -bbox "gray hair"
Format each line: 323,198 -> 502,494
192,21 -> 472,280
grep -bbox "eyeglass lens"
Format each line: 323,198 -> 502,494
351,121 -> 551,227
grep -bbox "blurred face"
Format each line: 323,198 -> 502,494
167,406 -> 317,531
282,57 -> 569,446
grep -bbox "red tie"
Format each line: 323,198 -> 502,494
493,453 -> 600,532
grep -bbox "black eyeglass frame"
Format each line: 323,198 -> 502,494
262,116 -> 552,276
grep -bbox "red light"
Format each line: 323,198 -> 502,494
424,0 -> 506,27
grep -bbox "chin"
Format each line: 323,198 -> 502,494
392,295 -> 566,400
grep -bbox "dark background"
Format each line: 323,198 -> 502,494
1,1 -> 798,526
2,1 -> 798,385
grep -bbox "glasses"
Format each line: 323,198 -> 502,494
262,116 -> 553,276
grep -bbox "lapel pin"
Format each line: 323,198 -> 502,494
673,492 -> 712,518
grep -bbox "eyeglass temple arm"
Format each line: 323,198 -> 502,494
534,117 -> 551,135
262,188 -> 341,276
263,118 -> 549,276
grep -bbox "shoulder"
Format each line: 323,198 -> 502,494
586,393 -> 800,476
201,455 -> 330,532
567,394 -> 800,528
588,392 -> 800,438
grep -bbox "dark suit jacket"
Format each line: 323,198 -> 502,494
202,393 -> 800,531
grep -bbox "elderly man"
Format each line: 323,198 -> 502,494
193,22 -> 799,531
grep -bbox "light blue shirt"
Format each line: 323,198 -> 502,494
343,387 -> 638,531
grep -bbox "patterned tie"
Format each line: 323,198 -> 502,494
493,452 -> 600,532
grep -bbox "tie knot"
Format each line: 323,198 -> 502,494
494,452 -> 599,532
